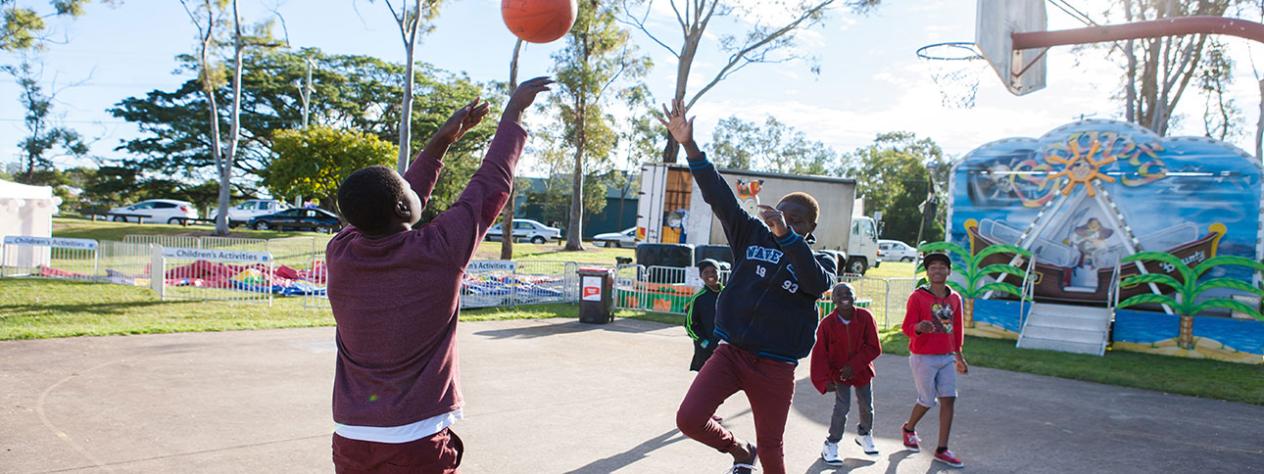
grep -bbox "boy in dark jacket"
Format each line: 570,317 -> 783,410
686,259 -> 724,371
810,282 -> 882,464
661,100 -> 836,474
327,78 -> 552,473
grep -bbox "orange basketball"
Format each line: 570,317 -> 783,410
501,0 -> 578,44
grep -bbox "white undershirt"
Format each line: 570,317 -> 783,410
334,409 -> 462,444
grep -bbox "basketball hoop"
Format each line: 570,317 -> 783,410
917,41 -> 989,109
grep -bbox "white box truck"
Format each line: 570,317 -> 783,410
636,163 -> 881,275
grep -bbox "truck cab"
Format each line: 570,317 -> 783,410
844,215 -> 880,275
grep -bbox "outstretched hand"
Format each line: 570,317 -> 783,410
505,76 -> 555,119
655,98 -> 695,146
436,98 -> 491,144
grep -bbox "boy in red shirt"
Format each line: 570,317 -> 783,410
899,252 -> 969,469
326,77 -> 552,473
810,282 -> 882,464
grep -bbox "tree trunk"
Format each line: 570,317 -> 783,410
193,0 -> 226,235
660,134 -> 680,164
566,109 -> 586,251
396,0 -> 422,174
1178,314 -> 1194,350
500,39 -> 523,260
215,0 -> 245,237
660,33 -> 699,164
964,297 -> 975,329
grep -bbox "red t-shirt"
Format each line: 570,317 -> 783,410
901,286 -> 964,355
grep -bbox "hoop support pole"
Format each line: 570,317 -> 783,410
1014,16 -> 1264,51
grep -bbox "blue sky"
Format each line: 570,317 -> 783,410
3,0 -> 1262,178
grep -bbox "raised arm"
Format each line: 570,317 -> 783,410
425,77 -> 553,265
657,99 -> 760,246
404,98 -> 491,210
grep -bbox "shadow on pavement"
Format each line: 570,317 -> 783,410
563,428 -> 687,473
803,456 -> 878,473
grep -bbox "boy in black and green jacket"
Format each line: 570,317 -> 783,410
686,259 -> 724,371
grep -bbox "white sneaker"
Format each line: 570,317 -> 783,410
855,433 -> 878,455
821,440 -> 842,465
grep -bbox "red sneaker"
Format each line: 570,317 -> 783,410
934,449 -> 964,468
901,424 -> 920,452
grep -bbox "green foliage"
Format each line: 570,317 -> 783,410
550,0 -> 650,245
1118,251 -> 1264,321
847,132 -> 947,243
263,127 -> 398,212
709,115 -> 837,175
1,0 -> 94,51
2,58 -> 88,181
917,241 -> 1030,299
108,47 -> 500,202
1116,293 -> 1180,312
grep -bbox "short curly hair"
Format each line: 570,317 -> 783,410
778,192 -> 820,223
337,166 -> 407,234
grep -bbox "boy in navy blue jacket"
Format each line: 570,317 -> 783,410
661,100 -> 836,474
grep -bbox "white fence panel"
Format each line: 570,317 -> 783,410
0,236 -> 98,281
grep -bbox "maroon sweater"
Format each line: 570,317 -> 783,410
327,119 -> 526,427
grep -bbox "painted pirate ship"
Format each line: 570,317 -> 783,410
949,120 -> 1259,305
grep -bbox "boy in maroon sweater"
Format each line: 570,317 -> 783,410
899,252 -> 968,469
809,282 -> 881,464
326,77 -> 552,474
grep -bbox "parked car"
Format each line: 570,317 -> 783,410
109,199 -> 198,224
593,227 -> 637,248
486,219 -> 562,244
878,239 -> 917,262
248,208 -> 342,233
209,199 -> 290,227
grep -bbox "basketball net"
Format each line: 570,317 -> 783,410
917,42 -> 990,109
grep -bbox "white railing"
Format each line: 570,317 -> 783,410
1018,254 -> 1038,332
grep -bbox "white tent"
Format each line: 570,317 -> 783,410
0,179 -> 61,269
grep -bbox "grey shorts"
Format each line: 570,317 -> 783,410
909,354 -> 957,408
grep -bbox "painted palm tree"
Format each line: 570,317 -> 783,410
1117,252 -> 1264,350
917,241 -> 1034,328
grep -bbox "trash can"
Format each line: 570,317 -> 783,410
578,266 -> 614,324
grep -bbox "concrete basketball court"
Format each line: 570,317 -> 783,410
1,318 -> 1261,473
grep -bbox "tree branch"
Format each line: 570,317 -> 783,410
686,0 -> 835,108
619,0 -> 680,57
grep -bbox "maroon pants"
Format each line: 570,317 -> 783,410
676,343 -> 796,474
332,428 -> 463,474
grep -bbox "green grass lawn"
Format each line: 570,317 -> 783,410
53,217 -> 326,241
866,261 -> 917,279
0,279 -> 573,340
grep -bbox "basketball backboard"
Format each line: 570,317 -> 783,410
976,0 -> 1048,95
